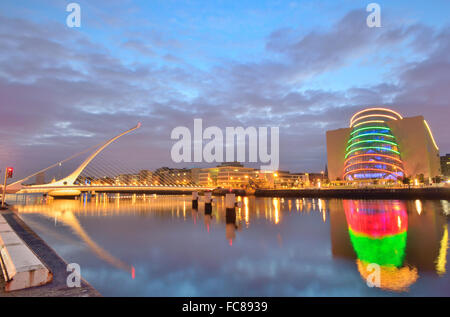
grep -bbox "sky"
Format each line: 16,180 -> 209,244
0,0 -> 449,180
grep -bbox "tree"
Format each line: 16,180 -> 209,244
418,174 -> 425,184
402,177 -> 410,186
432,176 -> 442,184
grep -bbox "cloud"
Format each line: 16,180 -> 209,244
0,7 -> 448,180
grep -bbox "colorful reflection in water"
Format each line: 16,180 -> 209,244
344,200 -> 418,292
7,194 -> 449,296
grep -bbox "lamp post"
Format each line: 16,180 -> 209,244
320,170 -> 325,188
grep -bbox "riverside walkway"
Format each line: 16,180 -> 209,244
254,187 -> 450,199
0,207 -> 100,297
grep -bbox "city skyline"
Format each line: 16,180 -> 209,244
1,0 -> 450,181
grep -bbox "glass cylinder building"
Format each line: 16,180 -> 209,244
343,108 -> 405,181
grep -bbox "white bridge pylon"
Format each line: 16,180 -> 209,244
8,123 -> 141,193
41,123 -> 141,187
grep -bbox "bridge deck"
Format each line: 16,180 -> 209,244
17,185 -> 214,195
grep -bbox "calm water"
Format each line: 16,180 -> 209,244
9,194 -> 450,296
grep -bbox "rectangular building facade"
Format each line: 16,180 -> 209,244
326,115 -> 441,181
441,154 -> 450,177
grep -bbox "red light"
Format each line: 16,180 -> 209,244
6,167 -> 13,179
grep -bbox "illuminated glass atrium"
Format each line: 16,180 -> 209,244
344,108 -> 405,181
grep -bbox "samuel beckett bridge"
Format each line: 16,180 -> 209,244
5,123 -> 212,198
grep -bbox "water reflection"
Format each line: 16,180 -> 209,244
10,194 -> 450,296
343,200 -> 418,292
331,199 -> 449,293
16,198 -> 135,278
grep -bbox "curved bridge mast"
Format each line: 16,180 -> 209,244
41,123 -> 141,187
6,123 -> 141,195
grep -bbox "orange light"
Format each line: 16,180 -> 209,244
344,153 -> 403,166
350,108 -> 403,127
423,120 -> 439,150
351,114 -> 399,127
344,161 -> 405,174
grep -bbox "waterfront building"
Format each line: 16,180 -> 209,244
306,172 -> 326,186
189,168 -> 203,185
152,167 -> 193,185
116,173 -> 132,185
195,162 -> 261,188
138,170 -> 153,184
216,162 -> 257,188
272,171 -> 309,188
326,107 -> 441,183
441,154 -> 450,177
198,167 -> 219,187
194,163 -> 325,189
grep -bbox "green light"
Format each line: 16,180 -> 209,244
348,228 -> 407,267
347,133 -> 394,144
345,146 -> 400,158
350,126 -> 391,135
346,139 -> 399,151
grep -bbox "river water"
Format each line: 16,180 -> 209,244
9,194 -> 450,296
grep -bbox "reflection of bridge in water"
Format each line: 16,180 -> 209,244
13,195 -> 328,246
13,195 -> 447,292
15,199 -> 135,278
5,123 -> 213,197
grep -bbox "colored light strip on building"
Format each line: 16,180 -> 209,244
346,139 -> 399,151
344,153 -> 404,166
353,120 -> 385,128
349,107 -> 403,127
343,168 -> 403,179
424,120 -> 439,151
344,161 -> 405,174
345,146 -> 400,158
347,133 -> 394,144
350,114 -> 399,128
350,126 -> 391,135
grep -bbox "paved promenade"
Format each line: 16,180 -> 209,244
0,207 -> 100,297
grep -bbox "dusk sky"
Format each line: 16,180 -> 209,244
1,0 -> 449,180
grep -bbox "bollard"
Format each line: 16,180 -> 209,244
204,191 -> 212,203
204,191 -> 212,212
225,206 -> 236,224
225,193 -> 236,209
225,193 -> 237,245
205,203 -> 212,214
225,205 -> 237,245
192,191 -> 198,209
